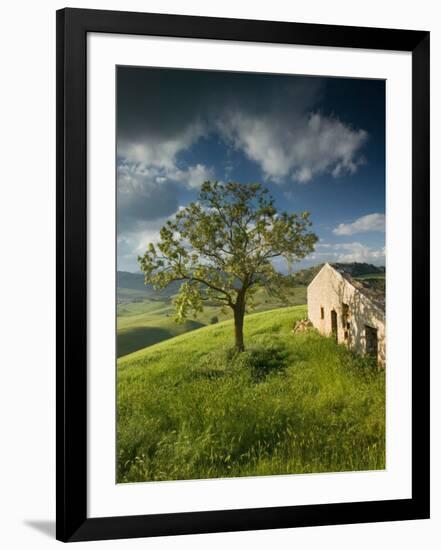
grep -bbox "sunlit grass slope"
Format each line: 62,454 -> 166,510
117,286 -> 307,357
117,305 -> 385,483
117,300 -> 205,357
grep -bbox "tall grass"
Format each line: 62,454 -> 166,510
117,306 -> 385,483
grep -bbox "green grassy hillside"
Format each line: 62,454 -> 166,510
117,286 -> 307,357
117,305 -> 385,483
116,263 -> 386,357
117,300 -> 205,357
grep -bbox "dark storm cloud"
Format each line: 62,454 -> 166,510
116,67 -> 379,270
116,67 -> 328,167
116,68 -> 329,245
117,67 -> 368,182
117,66 -> 324,144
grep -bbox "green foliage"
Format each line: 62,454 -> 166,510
138,181 -> 317,349
354,275 -> 385,293
117,306 -> 385,482
209,315 -> 219,324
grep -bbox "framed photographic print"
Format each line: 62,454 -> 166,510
56,8 -> 430,542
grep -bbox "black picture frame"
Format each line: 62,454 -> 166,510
56,8 -> 430,543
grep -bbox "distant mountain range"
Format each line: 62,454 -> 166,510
331,262 -> 385,277
117,262 -> 385,300
289,262 -> 385,286
117,271 -> 150,292
117,271 -> 180,301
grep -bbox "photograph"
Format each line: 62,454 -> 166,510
116,66 -> 386,484
0,0 -> 434,546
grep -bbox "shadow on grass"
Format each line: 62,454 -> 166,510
117,321 -> 205,357
247,344 -> 290,382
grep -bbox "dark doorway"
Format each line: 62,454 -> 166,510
365,325 -> 378,359
331,310 -> 338,342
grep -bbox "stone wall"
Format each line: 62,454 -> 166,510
307,264 -> 385,367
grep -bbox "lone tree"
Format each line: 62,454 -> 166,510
139,182 -> 317,352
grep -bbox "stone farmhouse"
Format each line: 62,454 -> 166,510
307,263 -> 385,367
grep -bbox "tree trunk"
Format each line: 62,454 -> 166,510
233,299 -> 245,352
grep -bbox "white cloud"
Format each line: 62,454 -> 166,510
116,70 -> 373,271
333,213 -> 385,236
118,121 -> 205,168
333,242 -> 385,263
117,160 -> 213,235
117,134 -> 213,269
172,163 -> 214,190
117,207 -> 187,272
314,241 -> 385,264
117,163 -> 178,231
118,71 -> 368,187
218,111 -> 367,182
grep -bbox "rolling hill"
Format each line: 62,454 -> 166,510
116,263 -> 385,357
117,271 -> 180,302
117,285 -> 307,357
117,305 -> 385,483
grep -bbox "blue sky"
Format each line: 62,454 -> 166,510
117,67 -> 385,273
